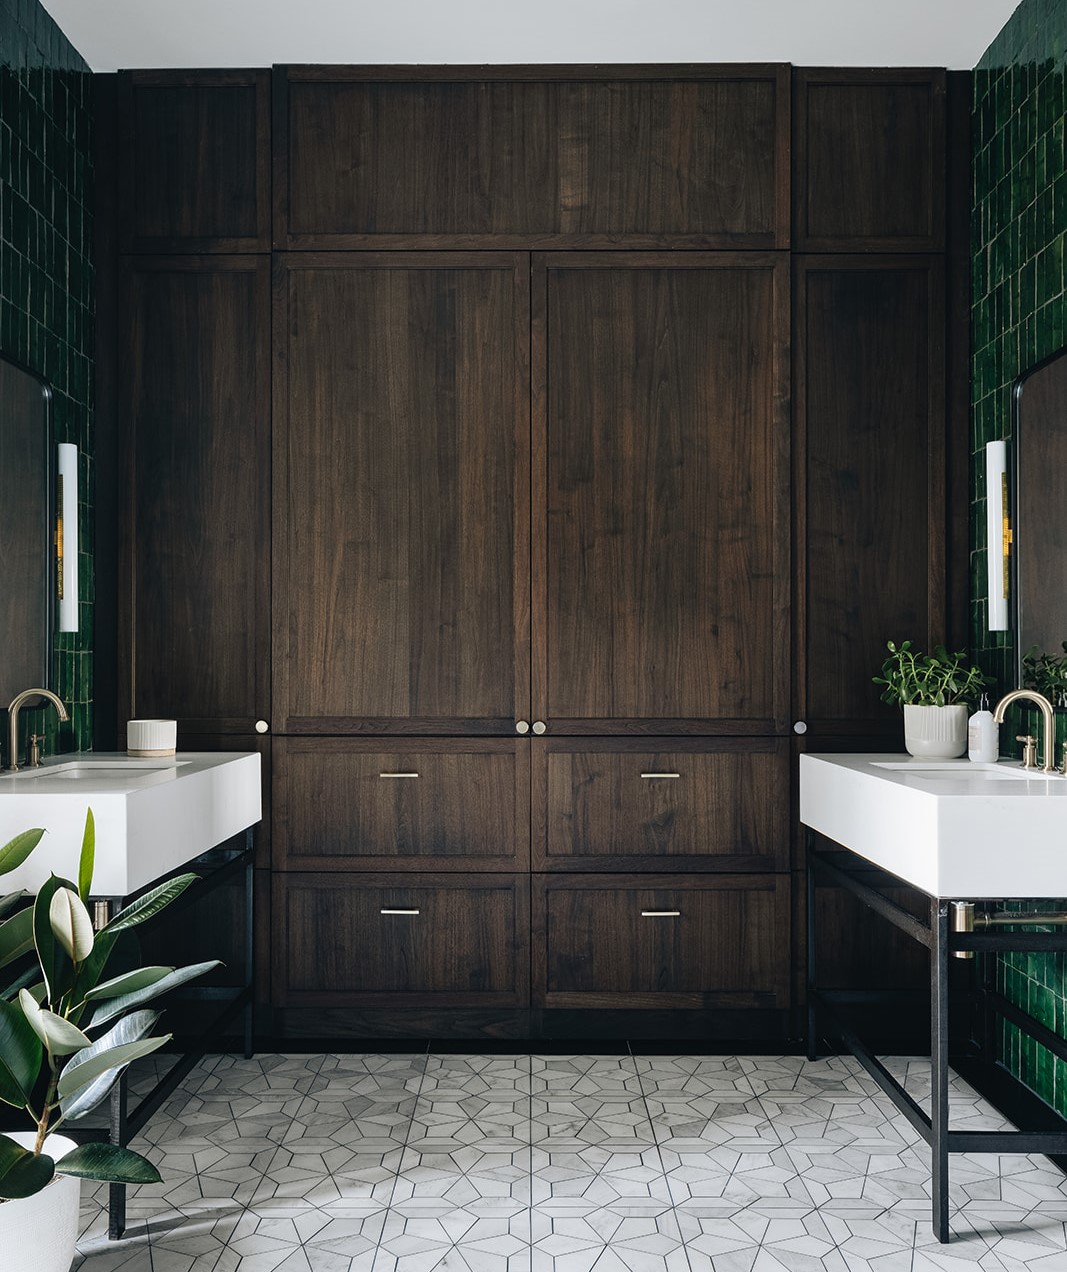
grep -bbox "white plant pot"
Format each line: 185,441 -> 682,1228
0,1132 -> 80,1272
903,703 -> 969,758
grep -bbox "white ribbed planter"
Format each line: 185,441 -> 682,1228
0,1133 -> 80,1272
903,704 -> 969,758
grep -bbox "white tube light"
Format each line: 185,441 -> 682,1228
57,442 -> 78,632
986,440 -> 1009,631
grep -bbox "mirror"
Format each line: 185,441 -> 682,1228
0,354 -> 54,705
1012,342 -> 1067,695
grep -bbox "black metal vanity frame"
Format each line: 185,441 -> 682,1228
807,837 -> 1067,1244
80,831 -> 255,1240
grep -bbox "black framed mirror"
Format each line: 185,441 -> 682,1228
0,353 -> 54,706
1012,342 -> 1067,696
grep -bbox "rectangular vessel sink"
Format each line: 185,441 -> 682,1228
800,753 -> 1067,898
0,752 -> 261,896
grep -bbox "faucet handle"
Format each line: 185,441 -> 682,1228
1017,734 -> 1038,768
27,734 -> 42,767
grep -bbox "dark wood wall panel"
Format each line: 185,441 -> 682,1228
534,253 -> 790,734
272,253 -> 530,734
533,738 -> 789,872
533,874 -> 790,1008
276,66 -> 789,248
119,70 -> 271,252
796,257 -> 946,740
273,873 -> 529,1006
273,738 -> 530,871
794,69 -> 946,251
118,257 -> 271,733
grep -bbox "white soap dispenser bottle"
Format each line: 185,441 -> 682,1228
968,693 -> 999,763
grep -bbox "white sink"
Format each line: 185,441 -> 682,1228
800,753 -> 1067,898
0,752 -> 261,896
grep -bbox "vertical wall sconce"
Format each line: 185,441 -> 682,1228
986,439 -> 1009,631
56,442 -> 78,632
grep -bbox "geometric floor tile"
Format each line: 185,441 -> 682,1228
69,1051 -> 1067,1271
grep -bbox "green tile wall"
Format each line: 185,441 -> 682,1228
0,0 -> 92,758
972,0 -> 1067,1110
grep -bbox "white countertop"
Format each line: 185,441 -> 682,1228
0,752 -> 262,896
799,753 -> 1067,899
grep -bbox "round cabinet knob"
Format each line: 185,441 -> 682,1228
532,720 -> 547,735
255,720 -> 270,734
515,720 -> 530,735
793,721 -> 808,735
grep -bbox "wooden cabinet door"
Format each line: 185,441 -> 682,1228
118,257 -> 271,735
273,253 -> 530,734
534,253 -> 790,735
795,257 -> 946,741
533,874 -> 790,1009
533,738 -> 789,872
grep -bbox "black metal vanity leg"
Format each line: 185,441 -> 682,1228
931,899 -> 951,1243
244,832 -> 254,1060
108,1071 -> 129,1240
806,845 -> 819,1061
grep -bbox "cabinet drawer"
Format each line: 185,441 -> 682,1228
273,739 -> 529,870
273,873 -> 529,1006
533,874 -> 790,1009
533,739 -> 788,871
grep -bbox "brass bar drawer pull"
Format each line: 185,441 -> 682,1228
380,908 -> 420,915
379,772 -> 419,778
640,772 -> 680,778
641,910 -> 681,917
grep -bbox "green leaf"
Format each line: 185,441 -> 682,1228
84,966 -> 175,1003
54,1141 -> 161,1185
88,960 -> 219,1028
103,874 -> 197,935
49,887 -> 95,963
0,906 -> 35,971
78,808 -> 95,904
57,1009 -> 161,1120
18,989 -> 90,1056
0,892 -> 30,922
0,829 -> 44,879
57,1034 -> 170,1102
33,876 -> 68,1005
0,1000 -> 42,1108
0,1137 -> 54,1199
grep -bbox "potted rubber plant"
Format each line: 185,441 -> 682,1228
0,813 -> 218,1271
873,640 -> 992,758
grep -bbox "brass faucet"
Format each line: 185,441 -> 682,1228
5,688 -> 69,772
992,689 -> 1058,773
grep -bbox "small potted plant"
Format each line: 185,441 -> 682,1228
0,813 -> 218,1271
1022,643 -> 1067,707
873,640 -> 992,758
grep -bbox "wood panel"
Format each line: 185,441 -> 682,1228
118,257 -> 271,734
273,873 -> 529,1007
533,253 -> 790,734
273,738 -> 529,871
275,66 -> 789,248
273,253 -> 529,734
795,257 -> 945,741
533,738 -> 789,872
118,70 -> 271,252
793,68 -> 946,251
533,874 -> 790,1008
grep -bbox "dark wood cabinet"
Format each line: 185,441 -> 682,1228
533,738 -> 789,872
273,873 -> 529,1007
273,738 -> 529,871
793,69 -> 947,251
272,252 -> 530,735
533,252 -> 790,735
118,70 -> 271,252
795,256 -> 946,741
274,66 -> 790,249
118,256 -> 271,734
533,874 -> 790,1008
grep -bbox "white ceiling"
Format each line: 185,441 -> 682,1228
40,0 -> 1023,73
